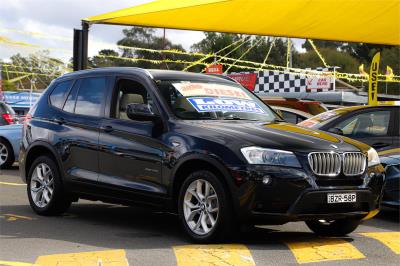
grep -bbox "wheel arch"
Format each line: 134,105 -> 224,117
24,141 -> 63,182
170,154 -> 238,214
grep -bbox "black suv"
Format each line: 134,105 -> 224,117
20,68 -> 385,242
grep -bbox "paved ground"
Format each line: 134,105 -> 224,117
1,167 -> 399,266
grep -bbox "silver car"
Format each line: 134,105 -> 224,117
0,124 -> 22,168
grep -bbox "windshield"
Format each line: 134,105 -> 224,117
155,79 -> 279,122
298,107 -> 362,128
298,111 -> 341,128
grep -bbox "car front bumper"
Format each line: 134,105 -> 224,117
228,164 -> 385,225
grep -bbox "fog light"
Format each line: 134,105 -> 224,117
262,175 -> 271,185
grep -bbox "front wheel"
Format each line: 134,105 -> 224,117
305,218 -> 361,236
27,156 -> 72,216
178,170 -> 234,243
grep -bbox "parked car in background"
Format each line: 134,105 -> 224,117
0,102 -> 18,126
272,106 -> 312,124
261,97 -> 328,116
20,68 -> 385,242
0,124 -> 22,168
379,148 -> 400,209
298,105 -> 400,152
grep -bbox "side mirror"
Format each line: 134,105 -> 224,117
126,103 -> 159,121
328,127 -> 344,135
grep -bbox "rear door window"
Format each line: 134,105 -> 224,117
63,80 -> 80,113
74,77 -> 107,117
49,80 -> 73,109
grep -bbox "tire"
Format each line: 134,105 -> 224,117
0,139 -> 14,169
305,218 -> 361,236
178,170 -> 234,243
27,155 -> 71,216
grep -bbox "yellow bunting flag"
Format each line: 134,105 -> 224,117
368,52 -> 380,105
386,66 -> 394,81
359,64 -> 369,77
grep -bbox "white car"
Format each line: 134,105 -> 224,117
272,106 -> 312,124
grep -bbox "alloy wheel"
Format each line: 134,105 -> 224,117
0,143 -> 8,166
30,163 -> 55,208
183,179 -> 219,235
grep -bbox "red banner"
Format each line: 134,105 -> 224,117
227,73 -> 258,91
205,64 -> 223,74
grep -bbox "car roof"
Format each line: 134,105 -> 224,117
58,67 -> 235,84
328,104 -> 398,115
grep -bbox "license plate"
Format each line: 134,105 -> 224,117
327,193 -> 357,203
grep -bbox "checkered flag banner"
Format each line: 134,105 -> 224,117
254,70 -> 306,93
230,67 -> 335,94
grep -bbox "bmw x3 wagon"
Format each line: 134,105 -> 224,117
20,68 -> 385,242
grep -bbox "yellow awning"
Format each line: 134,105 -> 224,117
85,0 -> 400,45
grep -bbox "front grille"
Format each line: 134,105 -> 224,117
308,152 -> 341,176
308,152 -> 366,177
343,152 -> 367,176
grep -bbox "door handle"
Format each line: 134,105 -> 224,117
53,117 -> 65,125
101,125 -> 114,133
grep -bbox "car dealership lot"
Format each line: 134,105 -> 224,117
1,167 -> 399,266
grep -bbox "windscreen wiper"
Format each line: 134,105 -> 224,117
222,117 -> 258,121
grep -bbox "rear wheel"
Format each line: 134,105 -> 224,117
0,139 -> 14,169
306,218 -> 361,236
27,156 -> 71,216
178,170 -> 234,243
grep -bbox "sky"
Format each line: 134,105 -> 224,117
0,0 -> 304,62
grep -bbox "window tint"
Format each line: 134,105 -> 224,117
63,80 -> 80,113
331,110 -> 391,137
50,80 -> 73,109
74,77 -> 107,117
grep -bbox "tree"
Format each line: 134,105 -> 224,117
117,27 -> 187,70
341,43 -> 393,64
190,33 -> 293,72
294,48 -> 360,73
1,51 -> 65,91
302,39 -> 343,52
89,49 -> 120,68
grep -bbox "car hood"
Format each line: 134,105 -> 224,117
379,149 -> 400,166
180,120 -> 369,153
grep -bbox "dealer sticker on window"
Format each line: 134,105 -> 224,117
187,97 -> 265,114
173,83 -> 251,100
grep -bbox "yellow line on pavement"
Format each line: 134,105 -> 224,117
34,249 -> 128,266
0,181 -> 26,186
173,244 -> 255,266
3,214 -> 34,221
360,232 -> 400,254
285,238 -> 365,264
0,261 -> 35,266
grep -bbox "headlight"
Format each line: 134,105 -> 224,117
367,147 -> 380,167
241,147 -> 301,167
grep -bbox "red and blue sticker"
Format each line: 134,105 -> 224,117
187,97 -> 265,114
